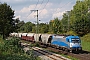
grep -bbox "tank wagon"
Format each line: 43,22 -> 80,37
10,33 -> 82,52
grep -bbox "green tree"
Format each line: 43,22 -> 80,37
0,3 -> 15,39
53,18 -> 62,34
19,22 -> 35,33
49,18 -> 62,34
61,13 -> 68,33
70,0 -> 90,36
39,23 -> 49,33
16,21 -> 25,32
49,20 -> 54,33
60,0 -> 90,36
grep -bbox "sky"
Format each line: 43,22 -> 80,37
0,0 -> 77,23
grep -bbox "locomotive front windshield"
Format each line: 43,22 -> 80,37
71,38 -> 80,43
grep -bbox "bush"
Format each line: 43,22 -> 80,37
0,37 -> 24,54
81,33 -> 90,42
0,37 -> 41,60
66,31 -> 78,36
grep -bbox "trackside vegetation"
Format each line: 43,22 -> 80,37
81,40 -> 90,51
0,36 -> 41,60
81,33 -> 90,51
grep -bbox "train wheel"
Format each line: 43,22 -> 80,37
59,47 -> 63,50
70,50 -> 73,53
62,48 -> 65,51
65,49 -> 68,52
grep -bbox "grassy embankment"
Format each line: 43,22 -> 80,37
81,33 -> 90,51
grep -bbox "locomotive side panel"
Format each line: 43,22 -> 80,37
51,35 -> 70,48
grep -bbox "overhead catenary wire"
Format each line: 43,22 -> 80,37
34,0 -> 39,10
38,0 -> 73,20
55,0 -> 72,13
27,0 -> 74,23
27,0 -> 39,18
39,0 -> 49,15
54,0 -> 73,19
38,0 -> 44,10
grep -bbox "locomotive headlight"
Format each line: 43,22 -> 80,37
71,44 -> 72,46
70,43 -> 73,47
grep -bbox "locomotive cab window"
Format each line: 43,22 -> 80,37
71,38 -> 80,43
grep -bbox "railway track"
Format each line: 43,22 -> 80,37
20,40 -> 90,60
45,46 -> 90,60
68,51 -> 90,60
32,47 -> 70,60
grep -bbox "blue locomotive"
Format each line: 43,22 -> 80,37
51,35 -> 82,52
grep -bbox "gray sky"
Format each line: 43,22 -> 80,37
0,0 -> 77,23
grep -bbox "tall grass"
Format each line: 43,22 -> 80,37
81,40 -> 90,51
81,33 -> 90,51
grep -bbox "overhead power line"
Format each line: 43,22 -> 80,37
34,0 -> 39,10
57,0 -> 73,19
27,0 -> 40,18
39,0 -> 49,15
54,0 -> 73,14
38,0 -> 44,10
